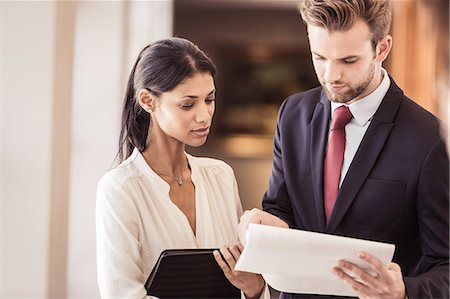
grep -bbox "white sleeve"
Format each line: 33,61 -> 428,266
259,284 -> 272,299
232,167 -> 271,299
232,169 -> 244,219
241,283 -> 272,299
96,176 -> 150,299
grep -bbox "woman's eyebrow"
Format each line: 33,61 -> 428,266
182,90 -> 216,99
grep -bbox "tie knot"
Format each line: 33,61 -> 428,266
330,106 -> 353,130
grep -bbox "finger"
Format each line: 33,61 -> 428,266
250,208 -> 263,224
332,266 -> 371,296
240,208 -> 261,224
228,243 -> 241,264
219,245 -> 237,270
358,251 -> 394,290
237,242 -> 244,252
239,209 -> 254,223
218,245 -> 233,270
239,210 -> 248,223
336,259 -> 379,289
358,251 -> 388,279
213,250 -> 232,276
388,262 -> 401,272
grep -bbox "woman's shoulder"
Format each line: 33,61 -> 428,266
98,150 -> 145,188
187,154 -> 234,174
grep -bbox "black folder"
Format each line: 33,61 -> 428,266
145,249 -> 240,299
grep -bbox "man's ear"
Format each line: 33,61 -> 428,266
138,89 -> 156,112
375,35 -> 392,63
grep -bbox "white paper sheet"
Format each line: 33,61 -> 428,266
235,224 -> 395,296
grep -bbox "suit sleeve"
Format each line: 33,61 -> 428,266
262,97 -> 295,227
403,137 -> 449,298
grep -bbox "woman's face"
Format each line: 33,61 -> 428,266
152,72 -> 216,147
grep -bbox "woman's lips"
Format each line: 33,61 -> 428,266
191,127 -> 210,138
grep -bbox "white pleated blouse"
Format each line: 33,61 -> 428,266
96,148 -> 243,298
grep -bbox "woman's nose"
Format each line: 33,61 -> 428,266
195,103 -> 212,123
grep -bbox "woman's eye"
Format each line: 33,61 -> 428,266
181,104 -> 194,110
206,98 -> 215,104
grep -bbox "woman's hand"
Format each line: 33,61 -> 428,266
238,208 -> 288,245
213,242 -> 265,299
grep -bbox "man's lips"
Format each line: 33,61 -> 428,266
327,84 -> 346,93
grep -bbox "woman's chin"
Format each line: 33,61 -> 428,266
186,138 -> 208,148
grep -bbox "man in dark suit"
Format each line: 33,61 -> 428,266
238,0 -> 449,298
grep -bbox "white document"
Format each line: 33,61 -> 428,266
235,224 -> 395,297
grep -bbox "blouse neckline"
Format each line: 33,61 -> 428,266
130,148 -> 201,245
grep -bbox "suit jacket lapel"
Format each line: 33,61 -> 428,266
310,92 -> 331,231
326,79 -> 404,232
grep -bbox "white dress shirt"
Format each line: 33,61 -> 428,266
96,148 -> 270,299
330,68 -> 391,187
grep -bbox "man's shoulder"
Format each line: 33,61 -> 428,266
400,96 -> 438,121
383,83 -> 444,144
284,86 -> 323,107
386,78 -> 440,127
278,86 -> 324,119
395,94 -> 442,132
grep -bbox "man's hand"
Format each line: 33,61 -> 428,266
238,208 -> 288,245
332,251 -> 406,299
213,242 -> 265,299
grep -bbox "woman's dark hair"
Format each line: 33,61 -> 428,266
118,37 -> 217,161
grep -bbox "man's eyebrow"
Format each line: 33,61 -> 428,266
312,52 -> 360,60
311,51 -> 324,57
340,55 -> 359,60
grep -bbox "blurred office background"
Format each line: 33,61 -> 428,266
1,0 -> 448,298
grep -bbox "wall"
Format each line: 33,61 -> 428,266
390,1 -> 449,128
1,1 -> 173,297
67,1 -> 173,297
2,2 -> 56,296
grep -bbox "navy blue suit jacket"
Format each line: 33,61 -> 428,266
263,79 -> 449,299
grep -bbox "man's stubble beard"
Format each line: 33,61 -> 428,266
322,61 -> 376,104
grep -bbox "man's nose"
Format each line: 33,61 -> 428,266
324,62 -> 342,83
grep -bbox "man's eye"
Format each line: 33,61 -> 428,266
344,59 -> 357,64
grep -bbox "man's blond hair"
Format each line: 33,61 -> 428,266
299,0 -> 392,49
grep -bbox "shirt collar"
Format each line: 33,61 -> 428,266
331,68 -> 391,126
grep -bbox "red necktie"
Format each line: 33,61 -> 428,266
324,106 -> 353,221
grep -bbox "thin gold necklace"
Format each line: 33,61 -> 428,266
152,159 -> 189,187
155,170 -> 185,186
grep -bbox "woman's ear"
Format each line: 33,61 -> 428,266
375,35 -> 392,63
138,89 -> 156,113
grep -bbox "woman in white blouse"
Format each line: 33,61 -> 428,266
96,37 -> 268,299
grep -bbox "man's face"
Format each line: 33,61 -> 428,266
307,19 -> 381,104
